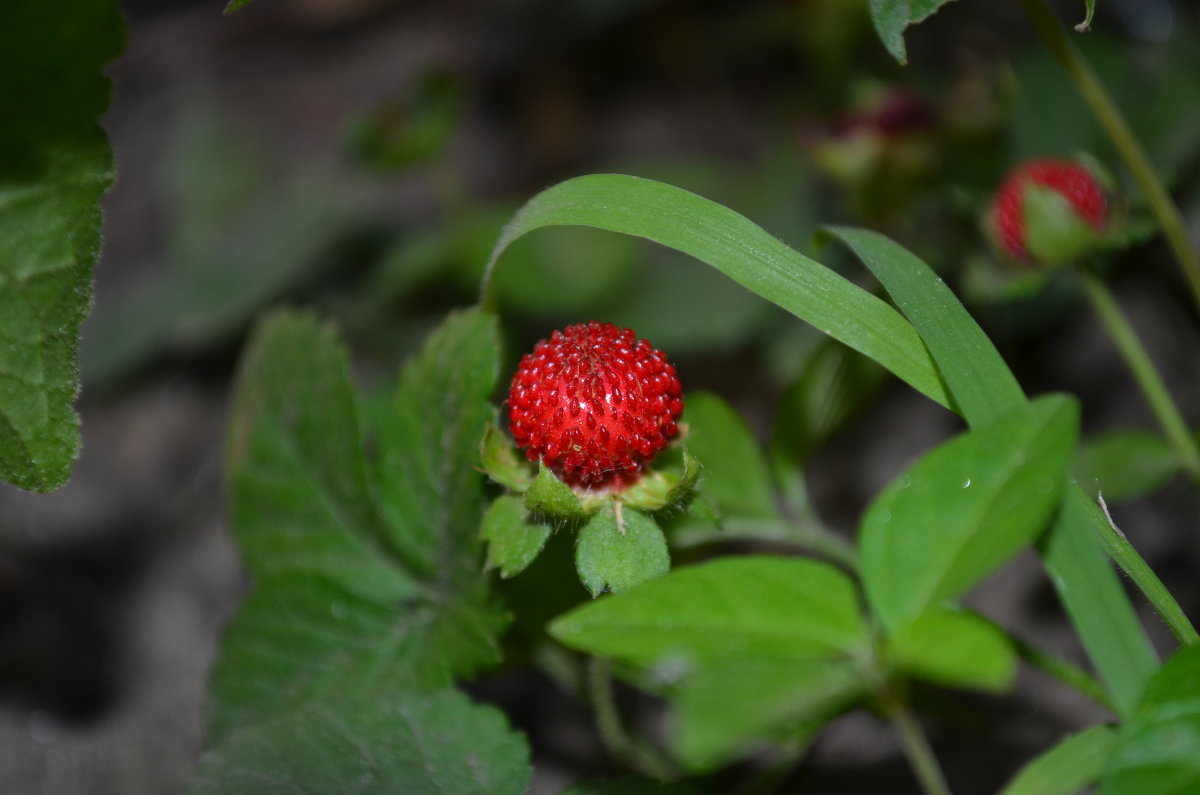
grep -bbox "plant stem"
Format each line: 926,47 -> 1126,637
587,657 -> 678,781
1088,492 -> 1200,647
886,694 -> 953,795
1018,0 -> 1200,313
1078,269 -> 1200,482
1012,636 -> 1116,711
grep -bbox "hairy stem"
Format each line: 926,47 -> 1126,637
1018,0 -> 1200,312
1078,269 -> 1200,482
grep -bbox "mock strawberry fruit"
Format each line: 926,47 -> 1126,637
987,157 -> 1111,265
508,321 -> 683,491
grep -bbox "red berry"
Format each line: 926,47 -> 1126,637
508,321 -> 683,491
989,158 -> 1108,261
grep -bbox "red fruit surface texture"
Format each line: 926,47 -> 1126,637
508,321 -> 683,491
990,158 -> 1108,259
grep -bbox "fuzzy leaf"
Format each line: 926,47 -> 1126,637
0,0 -> 122,491
1001,726 -> 1117,795
192,688 -> 531,795
1102,645 -> 1200,794
481,495 -> 551,578
576,505 -> 670,597
860,395 -> 1079,631
526,462 -> 588,520
868,0 -> 957,65
886,609 -> 1016,693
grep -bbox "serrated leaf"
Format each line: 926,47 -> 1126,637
673,658 -> 864,771
481,420 -> 534,492
526,461 -> 588,520
550,556 -> 869,665
1075,430 -> 1180,503
1102,645 -> 1200,794
860,395 -> 1079,631
1001,725 -> 1116,795
576,505 -> 670,597
191,688 -> 531,795
868,0 -> 958,65
0,0 -> 122,491
481,495 -> 551,578
214,310 -> 507,740
682,392 -> 776,519
886,609 -> 1016,693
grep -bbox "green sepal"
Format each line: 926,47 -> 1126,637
1023,182 -> 1106,266
525,462 -> 590,521
575,505 -> 670,597
481,495 -> 552,579
480,419 -> 535,493
621,449 -> 703,513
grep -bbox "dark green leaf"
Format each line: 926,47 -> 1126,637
1000,725 -> 1116,795
861,395 -> 1079,630
223,0 -> 255,13
215,310 -> 506,739
480,420 -> 535,492
886,609 -> 1016,693
868,0 -> 957,65
1102,645 -> 1200,794
526,462 -> 588,521
1075,430 -> 1180,503
481,495 -> 551,578
682,391 -> 776,519
192,688 -> 531,795
830,225 -> 1157,717
576,505 -> 670,597
0,0 -> 122,490
550,556 -> 869,665
483,175 -> 952,409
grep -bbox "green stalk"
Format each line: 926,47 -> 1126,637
1018,0 -> 1200,313
1012,636 -> 1116,711
1084,491 -> 1200,646
886,694 -> 953,795
1078,269 -> 1200,482
587,657 -> 678,781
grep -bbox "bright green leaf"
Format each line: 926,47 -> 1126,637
192,688 -> 531,795
0,0 -> 122,491
482,495 -> 551,578
482,175 -> 952,409
1102,645 -> 1200,794
1001,725 -> 1117,795
886,609 -> 1016,693
576,505 -> 670,597
550,556 -> 869,665
860,395 -> 1079,630
868,0 -> 957,65
1075,430 -> 1180,503
683,391 -> 776,519
526,462 -> 588,521
480,420 -> 535,492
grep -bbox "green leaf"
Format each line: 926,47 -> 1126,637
480,420 -> 535,492
682,391 -> 777,519
860,395 -> 1079,630
1075,430 -> 1180,503
0,0 -> 122,491
191,688 -> 531,795
214,310 -> 506,739
576,505 -> 670,597
481,495 -> 551,578
886,609 -> 1016,693
223,0 -> 256,13
1000,725 -> 1117,795
564,777 -> 705,795
550,556 -> 869,665
482,175 -> 952,410
673,658 -> 864,771
526,462 -> 588,521
829,225 -> 1157,717
868,0 -> 957,65
1102,645 -> 1200,794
